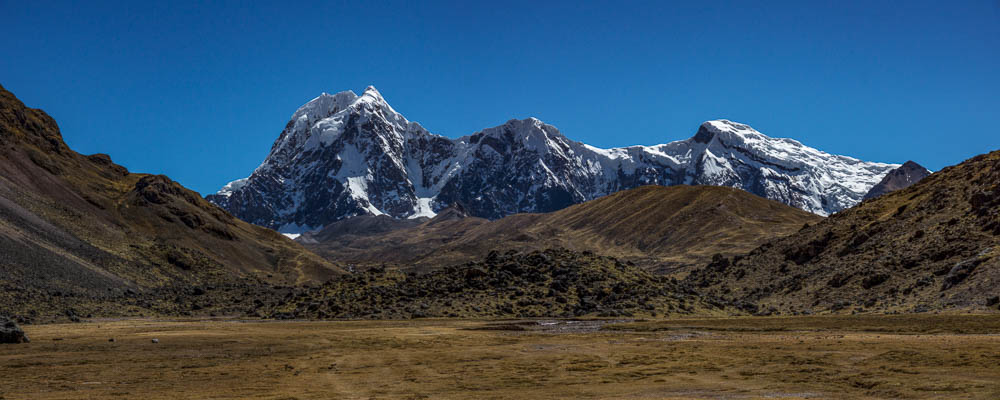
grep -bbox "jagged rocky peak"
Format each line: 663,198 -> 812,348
276,85 -> 418,153
292,90 -> 358,120
465,117 -> 574,156
899,160 -> 930,173
208,88 -> 900,233
291,86 -> 387,117
359,85 -> 386,102
863,160 -> 932,200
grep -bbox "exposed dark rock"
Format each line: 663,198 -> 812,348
0,315 -> 29,344
861,273 -> 890,289
863,161 -> 932,200
942,251 -> 990,290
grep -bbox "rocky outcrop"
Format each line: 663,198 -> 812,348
1,316 -> 29,344
863,161 -> 931,200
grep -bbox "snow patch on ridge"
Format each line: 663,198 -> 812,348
410,197 -> 437,219
345,176 -> 385,216
216,177 -> 249,198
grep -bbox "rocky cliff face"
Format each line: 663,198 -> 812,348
209,87 -> 898,232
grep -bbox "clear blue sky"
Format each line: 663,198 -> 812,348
3,1 -> 998,195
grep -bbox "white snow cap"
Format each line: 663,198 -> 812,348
362,85 -> 382,99
290,90 -> 358,121
211,88 -> 900,233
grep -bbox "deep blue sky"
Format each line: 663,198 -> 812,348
3,1 -> 998,195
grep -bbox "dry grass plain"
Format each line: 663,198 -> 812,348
2,315 -> 999,399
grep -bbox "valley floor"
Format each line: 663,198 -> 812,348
2,315 -> 999,399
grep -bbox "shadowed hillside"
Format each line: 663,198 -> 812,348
0,84 -> 343,319
688,150 -> 1000,314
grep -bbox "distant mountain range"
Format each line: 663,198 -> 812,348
208,86 -> 899,233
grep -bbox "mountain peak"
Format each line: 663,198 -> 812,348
901,160 -> 930,172
291,90 -> 358,121
476,117 -> 570,152
693,120 -> 764,143
499,117 -> 544,128
360,85 -> 384,102
693,120 -> 731,142
356,85 -> 403,119
211,92 -> 899,231
862,160 -> 932,200
292,86 -> 391,121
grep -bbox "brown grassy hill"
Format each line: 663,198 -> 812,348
687,150 -> 1000,314
298,204 -> 489,267
299,214 -> 429,244
0,84 -> 342,319
303,185 -> 822,273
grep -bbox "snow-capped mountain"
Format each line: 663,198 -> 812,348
207,86 -> 899,233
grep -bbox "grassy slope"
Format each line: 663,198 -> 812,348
0,84 -> 342,319
305,185 -> 823,274
688,150 -> 1000,314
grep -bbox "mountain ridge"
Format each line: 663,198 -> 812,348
300,184 -> 823,274
208,87 -> 898,232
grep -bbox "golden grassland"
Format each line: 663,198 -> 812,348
306,185 -> 822,274
2,315 -> 999,399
